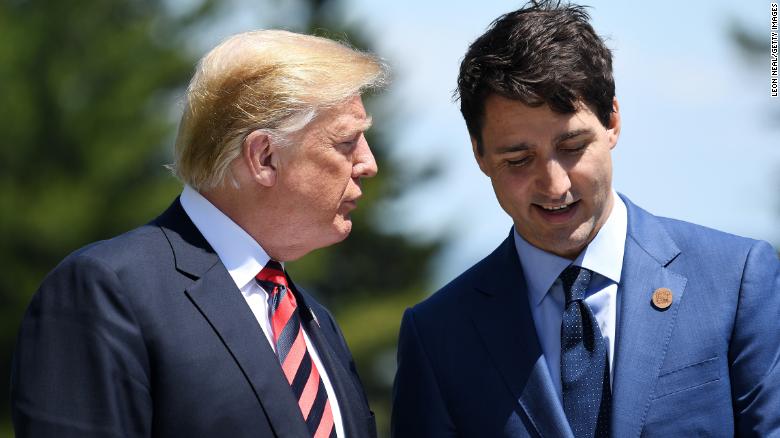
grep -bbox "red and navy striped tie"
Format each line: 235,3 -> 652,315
257,260 -> 336,438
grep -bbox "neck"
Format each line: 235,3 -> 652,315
200,184 -> 309,262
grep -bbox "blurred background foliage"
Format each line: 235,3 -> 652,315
0,0 -> 438,435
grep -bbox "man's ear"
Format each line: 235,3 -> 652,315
471,137 -> 489,176
242,130 -> 277,187
607,97 -> 621,150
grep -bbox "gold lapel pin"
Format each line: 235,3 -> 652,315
652,287 -> 673,310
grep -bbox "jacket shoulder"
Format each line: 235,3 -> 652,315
53,223 -> 170,281
32,219 -> 179,313
410,238 -> 507,321
656,216 -> 764,262
622,194 -> 769,267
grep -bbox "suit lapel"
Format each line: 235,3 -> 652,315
292,281 -> 375,438
157,199 -> 311,438
611,196 -> 688,437
471,235 -> 573,438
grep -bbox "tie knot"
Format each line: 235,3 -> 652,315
256,260 -> 288,289
559,265 -> 592,303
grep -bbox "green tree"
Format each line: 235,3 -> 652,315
0,0 -> 439,435
0,1 -> 218,432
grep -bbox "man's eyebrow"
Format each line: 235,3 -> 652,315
553,128 -> 593,145
334,116 -> 373,138
357,116 -> 373,133
494,129 -> 594,153
495,142 -> 532,154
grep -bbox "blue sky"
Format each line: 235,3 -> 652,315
199,0 -> 778,285
339,1 -> 779,284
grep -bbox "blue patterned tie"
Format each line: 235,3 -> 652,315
560,265 -> 611,438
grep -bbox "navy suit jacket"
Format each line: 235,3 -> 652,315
11,199 -> 377,437
392,195 -> 780,437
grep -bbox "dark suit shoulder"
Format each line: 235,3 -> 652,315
411,238 -> 508,322
59,224 -> 169,283
26,225 -> 167,330
71,222 -> 171,270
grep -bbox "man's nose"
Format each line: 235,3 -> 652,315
536,159 -> 571,199
352,136 -> 378,179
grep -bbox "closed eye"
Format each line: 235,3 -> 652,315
506,156 -> 532,167
561,142 -> 588,154
336,136 -> 360,152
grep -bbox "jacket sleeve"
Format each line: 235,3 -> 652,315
729,240 -> 780,436
11,253 -> 152,438
391,308 -> 457,437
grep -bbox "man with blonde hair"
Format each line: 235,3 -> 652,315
11,30 -> 386,437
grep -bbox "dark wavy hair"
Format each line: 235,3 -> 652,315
456,1 -> 614,154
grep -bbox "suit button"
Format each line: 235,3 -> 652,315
651,287 -> 673,310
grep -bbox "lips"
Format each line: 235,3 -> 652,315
533,200 -> 580,223
341,198 -> 359,212
539,202 -> 573,212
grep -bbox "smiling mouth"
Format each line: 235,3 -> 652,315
538,200 -> 576,210
533,200 -> 580,218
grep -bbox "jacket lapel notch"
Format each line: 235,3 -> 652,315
611,197 -> 688,437
185,265 -> 311,437
291,281 -> 374,437
472,235 -> 573,438
155,197 -> 310,437
303,315 -> 373,438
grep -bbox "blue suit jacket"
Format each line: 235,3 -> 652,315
11,199 -> 377,437
392,195 -> 780,437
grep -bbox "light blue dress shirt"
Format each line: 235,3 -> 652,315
513,192 -> 627,401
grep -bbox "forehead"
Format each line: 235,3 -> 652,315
320,95 -> 371,136
480,94 -> 601,146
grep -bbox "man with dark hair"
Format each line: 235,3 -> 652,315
392,2 -> 779,437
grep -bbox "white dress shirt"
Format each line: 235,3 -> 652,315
180,185 -> 344,437
514,192 -> 627,401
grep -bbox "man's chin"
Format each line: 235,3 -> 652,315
333,218 -> 353,241
525,227 -> 593,259
552,231 -> 595,259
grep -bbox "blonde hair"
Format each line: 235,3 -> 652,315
171,30 -> 389,190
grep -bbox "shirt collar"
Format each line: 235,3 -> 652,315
579,192 -> 626,285
180,185 -> 273,290
514,191 -> 627,307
